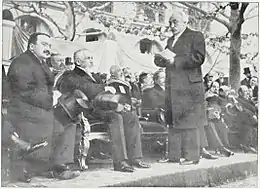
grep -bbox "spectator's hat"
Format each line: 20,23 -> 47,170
243,67 -> 251,75
65,57 -> 73,65
54,90 -> 91,125
93,91 -> 131,112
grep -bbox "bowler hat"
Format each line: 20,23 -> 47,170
243,67 -> 251,75
54,90 -> 91,126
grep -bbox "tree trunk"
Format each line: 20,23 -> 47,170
229,3 -> 241,89
229,34 -> 241,89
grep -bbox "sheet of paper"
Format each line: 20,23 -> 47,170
158,49 -> 176,60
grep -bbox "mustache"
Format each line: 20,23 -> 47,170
43,50 -> 51,55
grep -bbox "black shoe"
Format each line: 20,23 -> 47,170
38,171 -> 55,178
179,159 -> 199,165
114,161 -> 135,172
201,148 -> 218,159
131,160 -> 151,168
248,147 -> 257,154
220,147 -> 234,157
76,156 -> 88,171
157,157 -> 179,163
18,169 -> 32,183
54,170 -> 80,180
52,164 -> 70,173
10,132 -> 48,157
240,144 -> 257,154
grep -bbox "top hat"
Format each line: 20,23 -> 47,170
65,57 -> 73,65
243,67 -> 251,75
54,90 -> 91,126
93,91 -> 131,112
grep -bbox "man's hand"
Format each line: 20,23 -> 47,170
167,57 -> 175,64
105,86 -> 116,94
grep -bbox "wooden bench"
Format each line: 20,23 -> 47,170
89,120 -> 168,142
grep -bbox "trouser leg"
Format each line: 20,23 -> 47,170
199,125 -> 208,149
213,120 -> 230,147
121,111 -> 143,162
239,126 -> 254,147
168,128 -> 182,161
51,121 -> 77,165
106,111 -> 127,165
204,122 -> 224,149
182,128 -> 200,161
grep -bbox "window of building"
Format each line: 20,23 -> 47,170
85,35 -> 99,42
84,28 -> 102,42
21,19 -> 37,35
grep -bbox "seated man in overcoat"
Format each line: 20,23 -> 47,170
57,49 -> 150,172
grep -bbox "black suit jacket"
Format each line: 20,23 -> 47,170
8,50 -> 54,110
57,66 -> 105,100
142,84 -> 165,109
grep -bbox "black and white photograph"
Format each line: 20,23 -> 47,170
1,1 -> 258,187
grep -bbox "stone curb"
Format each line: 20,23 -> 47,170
107,160 -> 258,187
2,154 -> 257,187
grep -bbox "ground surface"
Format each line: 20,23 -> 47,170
218,176 -> 258,188
2,152 -> 257,187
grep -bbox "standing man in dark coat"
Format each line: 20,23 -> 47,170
154,11 -> 207,165
240,67 -> 252,88
7,33 -> 80,182
57,49 -> 150,172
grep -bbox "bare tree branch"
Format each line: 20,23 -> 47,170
75,2 -> 111,28
40,11 -> 68,39
245,14 -> 258,21
180,2 -> 231,30
11,1 -> 35,13
11,1 -> 68,39
211,2 -> 229,19
238,2 -> 249,26
89,2 -> 111,12
245,4 -> 258,18
63,2 -> 76,41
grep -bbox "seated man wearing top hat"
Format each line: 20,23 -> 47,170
241,67 -> 251,88
57,49 -> 150,172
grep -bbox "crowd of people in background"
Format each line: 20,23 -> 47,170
203,67 -> 258,154
2,9 -> 258,184
50,50 -> 258,157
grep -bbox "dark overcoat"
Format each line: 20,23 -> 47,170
154,28 -> 207,129
141,84 -> 165,109
7,50 -> 59,161
57,66 -> 105,100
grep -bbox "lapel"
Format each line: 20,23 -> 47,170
154,84 -> 165,96
25,50 -> 54,85
74,66 -> 96,83
167,27 -> 190,52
